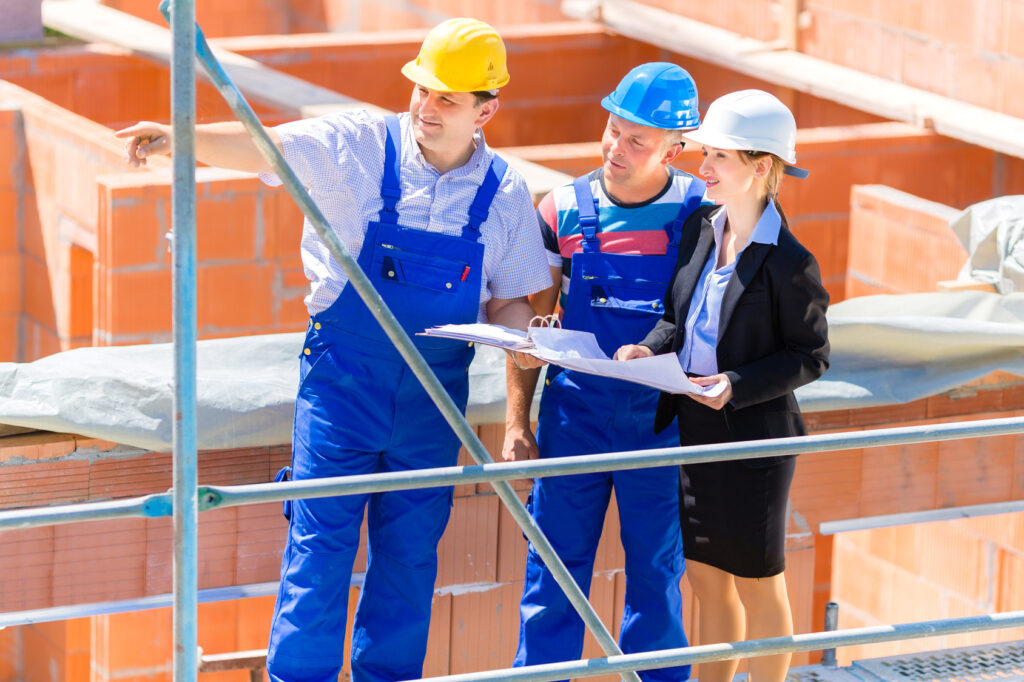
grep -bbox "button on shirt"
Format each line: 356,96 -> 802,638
260,110 -> 551,318
679,201 -> 782,376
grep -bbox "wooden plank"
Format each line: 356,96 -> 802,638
562,0 -> 1024,160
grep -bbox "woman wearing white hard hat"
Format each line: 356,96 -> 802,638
616,90 -> 829,682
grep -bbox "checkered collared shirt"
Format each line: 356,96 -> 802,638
260,110 -> 551,319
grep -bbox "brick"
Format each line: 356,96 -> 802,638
103,195 -> 168,269
579,569 -> 621,671
928,0 -> 977,47
859,442 -> 938,516
998,59 -> 1024,119
196,600 -> 239,655
914,522 -> 990,602
52,518 -> 147,601
107,268 -> 172,336
0,459 -> 90,508
448,582 -> 523,674
790,449 -> 862,525
22,317 -> 60,360
496,488 -> 530,583
803,409 -> 852,432
0,527 -> 54,611
198,507 -> 239,590
849,400 -> 928,427
424,591 -> 452,678
0,312 -> 20,361
22,623 -> 68,682
937,433 -> 1016,506
236,502 -> 287,585
437,493 -> 499,587
197,263 -> 275,331
593,490 -> 625,573
236,594 -> 276,650
102,609 -> 172,671
196,192 -> 258,262
997,549 -> 1024,612
0,189 -> 19,251
927,386 -> 1004,418
22,253 -> 55,327
145,517 -> 173,595
261,190 -> 304,261
0,627 -> 17,680
952,52 -> 1002,112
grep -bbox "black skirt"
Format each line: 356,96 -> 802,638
674,397 -> 796,579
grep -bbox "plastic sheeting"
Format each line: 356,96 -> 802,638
0,291 -> 1022,452
951,196 -> 1024,293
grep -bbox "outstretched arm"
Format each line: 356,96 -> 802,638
116,120 -> 281,173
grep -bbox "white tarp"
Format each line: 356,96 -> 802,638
950,196 -> 1024,293
0,291 -> 1022,452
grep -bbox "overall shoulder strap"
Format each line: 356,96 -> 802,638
463,152 -> 509,239
572,174 -> 601,253
378,115 -> 403,224
665,175 -> 707,252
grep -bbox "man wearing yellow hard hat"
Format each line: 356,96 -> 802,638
118,18 -> 550,682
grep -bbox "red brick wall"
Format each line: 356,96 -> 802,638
799,0 -> 1023,117
847,184 -> 966,297
628,0 -> 1024,119
831,513 -> 1024,663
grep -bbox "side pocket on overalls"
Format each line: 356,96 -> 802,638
274,465 -> 292,520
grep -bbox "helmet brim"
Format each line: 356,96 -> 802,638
683,128 -> 807,179
401,60 -> 510,93
602,96 -> 697,131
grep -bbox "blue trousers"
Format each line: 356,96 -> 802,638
267,328 -> 471,682
514,368 -> 690,682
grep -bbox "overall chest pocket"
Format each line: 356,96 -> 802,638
372,243 -> 469,295
589,282 -> 667,315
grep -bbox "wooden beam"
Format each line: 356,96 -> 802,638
40,0 -> 570,199
562,0 -> 1024,160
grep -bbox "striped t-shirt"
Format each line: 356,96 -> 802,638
537,167 -> 708,306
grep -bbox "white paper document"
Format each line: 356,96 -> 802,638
420,324 -> 727,397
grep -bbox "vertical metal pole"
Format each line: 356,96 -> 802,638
169,0 -> 198,679
821,601 -> 839,667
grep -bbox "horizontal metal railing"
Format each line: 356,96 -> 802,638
3,414 -> 1022,532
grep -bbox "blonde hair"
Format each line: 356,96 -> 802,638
741,150 -> 790,229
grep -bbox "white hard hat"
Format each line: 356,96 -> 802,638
683,89 -> 808,178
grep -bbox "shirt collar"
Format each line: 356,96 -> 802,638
710,200 -> 782,249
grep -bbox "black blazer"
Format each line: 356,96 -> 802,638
642,205 -> 830,437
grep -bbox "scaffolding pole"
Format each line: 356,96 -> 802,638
169,0 -> 198,679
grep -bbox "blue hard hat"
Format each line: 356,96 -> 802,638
601,62 -> 700,130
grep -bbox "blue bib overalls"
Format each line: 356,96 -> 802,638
514,175 -> 704,682
268,116 -> 508,682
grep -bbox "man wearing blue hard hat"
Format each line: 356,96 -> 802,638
505,63 -> 707,680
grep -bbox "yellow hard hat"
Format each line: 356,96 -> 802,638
401,18 -> 510,93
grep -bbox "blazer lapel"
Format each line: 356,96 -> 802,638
668,216 -> 715,350
673,216 -> 715,313
717,241 -> 770,344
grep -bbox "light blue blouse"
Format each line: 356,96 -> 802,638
679,202 -> 782,376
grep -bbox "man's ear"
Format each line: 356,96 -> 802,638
662,141 -> 682,166
475,98 -> 500,127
